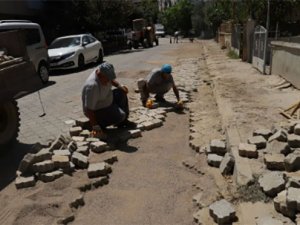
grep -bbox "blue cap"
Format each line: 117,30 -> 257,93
161,64 -> 172,74
99,62 -> 116,80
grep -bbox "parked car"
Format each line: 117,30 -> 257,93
0,20 -> 49,83
48,34 -> 104,70
155,24 -> 165,37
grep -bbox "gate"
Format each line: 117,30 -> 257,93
252,26 -> 267,73
231,24 -> 241,56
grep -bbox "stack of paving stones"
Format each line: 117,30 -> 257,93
236,121 -> 300,222
200,139 -> 235,176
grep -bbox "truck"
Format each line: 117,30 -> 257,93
0,30 -> 43,150
130,18 -> 159,49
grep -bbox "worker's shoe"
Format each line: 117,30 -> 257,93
117,119 -> 136,129
142,100 -> 147,107
155,96 -> 166,103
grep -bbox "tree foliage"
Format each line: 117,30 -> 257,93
42,0 -> 159,42
159,0 -> 193,35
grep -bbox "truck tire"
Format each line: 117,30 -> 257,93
0,100 -> 20,150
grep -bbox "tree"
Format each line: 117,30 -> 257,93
160,0 -> 193,35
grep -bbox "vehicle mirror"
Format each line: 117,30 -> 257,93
82,41 -> 88,46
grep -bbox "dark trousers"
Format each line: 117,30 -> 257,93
95,89 -> 129,128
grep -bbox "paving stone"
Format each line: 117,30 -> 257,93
91,176 -> 109,188
129,129 -> 142,138
248,136 -> 267,149
269,130 -> 288,143
253,129 -> 273,140
90,141 -> 109,153
69,194 -> 85,208
49,135 -> 65,151
255,216 -> 284,225
238,143 -> 258,158
85,137 -> 100,142
289,134 -> 300,148
87,162 -> 109,178
266,140 -> 290,155
15,176 -> 36,189
80,130 -> 90,138
72,136 -> 85,142
32,160 -> 55,173
294,124 -> 300,135
53,149 -> 71,159
57,213 -> 75,224
18,153 -> 35,174
103,154 -> 118,164
69,126 -> 82,137
210,139 -> 226,156
209,199 -> 236,224
284,172 -> 300,188
71,152 -> 89,169
287,187 -> 300,213
61,162 -> 75,174
38,170 -> 64,182
274,190 -> 295,218
258,172 -> 285,197
76,146 -> 90,156
75,117 -> 90,129
52,155 -> 70,168
136,124 -> 145,131
67,141 -> 77,152
264,154 -> 285,171
64,119 -> 76,126
207,154 -> 223,168
219,153 -> 235,176
285,153 -> 300,172
34,148 -> 52,163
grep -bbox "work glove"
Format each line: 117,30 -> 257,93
91,125 -> 107,140
175,100 -> 184,109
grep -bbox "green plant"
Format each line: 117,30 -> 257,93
227,50 -> 239,59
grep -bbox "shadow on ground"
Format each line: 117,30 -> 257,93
0,142 -> 34,191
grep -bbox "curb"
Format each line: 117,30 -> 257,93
203,43 -> 254,186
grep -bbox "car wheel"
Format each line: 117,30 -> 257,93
78,54 -> 85,69
38,62 -> 49,84
97,50 -> 103,63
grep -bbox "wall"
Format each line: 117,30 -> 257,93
271,41 -> 300,89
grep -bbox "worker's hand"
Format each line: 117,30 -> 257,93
119,85 -> 128,94
91,125 -> 107,140
175,100 -> 184,109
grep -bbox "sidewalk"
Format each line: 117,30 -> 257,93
201,40 -> 298,224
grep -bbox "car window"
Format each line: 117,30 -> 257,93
0,28 -> 40,45
49,37 -> 81,49
82,36 -> 90,45
88,36 -> 96,43
25,28 -> 40,45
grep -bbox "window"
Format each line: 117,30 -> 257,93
82,36 -> 90,45
88,35 -> 96,43
25,28 -> 40,45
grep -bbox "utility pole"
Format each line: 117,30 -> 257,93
263,0 -> 270,74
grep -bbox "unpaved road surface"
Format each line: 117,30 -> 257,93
0,39 -> 213,225
1,38 -> 299,225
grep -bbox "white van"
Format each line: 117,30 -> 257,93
0,20 -> 49,83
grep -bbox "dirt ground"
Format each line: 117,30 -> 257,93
1,39 -> 299,225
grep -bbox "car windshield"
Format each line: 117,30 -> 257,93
49,37 -> 81,49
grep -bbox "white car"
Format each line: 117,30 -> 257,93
48,34 -> 104,70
